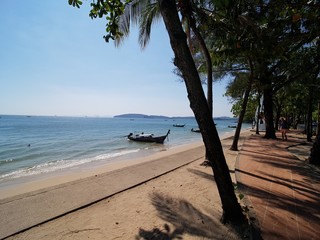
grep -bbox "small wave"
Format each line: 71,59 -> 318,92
0,149 -> 140,182
93,149 -> 139,161
0,158 -> 14,164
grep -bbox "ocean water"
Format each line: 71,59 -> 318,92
0,115 -> 248,187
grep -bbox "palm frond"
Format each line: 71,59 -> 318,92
139,2 -> 161,48
115,0 -> 158,48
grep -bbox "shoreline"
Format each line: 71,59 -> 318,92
1,129 -> 314,240
0,129 -> 253,240
0,142 -> 204,200
0,130 -> 238,200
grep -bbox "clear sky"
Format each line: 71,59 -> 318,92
0,1 -> 233,118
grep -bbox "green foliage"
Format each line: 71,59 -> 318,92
68,0 -> 82,8
238,193 -> 244,201
224,73 -> 257,121
230,96 -> 256,121
225,73 -> 248,101
67,0 -> 320,126
204,0 -> 320,127
68,0 -> 132,42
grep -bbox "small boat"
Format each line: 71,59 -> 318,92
228,125 -> 237,128
191,128 -> 201,133
173,124 -> 185,127
127,130 -> 170,144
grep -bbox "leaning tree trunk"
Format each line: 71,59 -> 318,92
187,11 -> 213,160
158,0 -> 245,224
183,11 -> 213,161
230,57 -> 254,151
189,19 -> 213,117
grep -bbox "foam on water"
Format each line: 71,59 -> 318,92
0,149 -> 140,182
0,115 -> 249,185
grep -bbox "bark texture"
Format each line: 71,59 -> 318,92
158,0 -> 245,224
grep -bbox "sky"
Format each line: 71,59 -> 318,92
0,1 -> 234,118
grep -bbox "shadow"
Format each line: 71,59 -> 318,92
236,133 -> 320,238
238,144 -> 319,200
287,142 -> 313,161
287,131 -> 309,140
136,223 -> 184,240
136,192 -> 242,240
239,181 -> 320,226
239,141 -> 318,196
186,168 -> 215,181
240,149 -> 293,161
288,147 -> 310,159
236,168 -> 319,199
241,137 -> 306,160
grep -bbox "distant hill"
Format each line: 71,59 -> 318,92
113,113 -> 234,120
113,113 -> 170,119
214,116 -> 237,120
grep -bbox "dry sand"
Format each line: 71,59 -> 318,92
5,131 -> 252,240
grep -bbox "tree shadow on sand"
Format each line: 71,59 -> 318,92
136,192 -> 241,240
136,223 -> 184,240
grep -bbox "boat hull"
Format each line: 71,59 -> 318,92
127,130 -> 170,144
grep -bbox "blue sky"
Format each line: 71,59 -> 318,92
0,1 -> 233,117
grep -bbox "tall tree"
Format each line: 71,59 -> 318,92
309,132 -> 320,166
230,58 -> 254,150
68,0 -> 246,224
180,2 -> 214,117
115,0 -> 214,117
207,0 -> 319,140
158,0 -> 245,224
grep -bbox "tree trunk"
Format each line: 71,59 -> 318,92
189,11 -> 213,160
255,92 -> 261,135
230,57 -> 254,151
309,132 -> 320,165
317,102 -> 320,136
260,72 -> 276,139
190,21 -> 213,116
158,0 -> 245,224
306,86 -> 313,142
274,103 -> 282,131
273,92 -> 285,131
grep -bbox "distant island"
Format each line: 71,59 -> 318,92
114,114 -> 174,119
113,113 -> 234,120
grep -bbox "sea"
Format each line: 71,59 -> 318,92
0,115 -> 250,189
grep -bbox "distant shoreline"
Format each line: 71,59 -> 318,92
0,114 -> 236,120
113,113 -> 235,119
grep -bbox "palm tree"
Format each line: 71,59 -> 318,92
117,0 -> 215,161
121,0 -> 245,223
116,0 -> 214,117
158,0 -> 245,224
68,0 -> 247,225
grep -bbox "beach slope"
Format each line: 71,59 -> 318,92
2,132 -> 250,239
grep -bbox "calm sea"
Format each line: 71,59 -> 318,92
0,115 -> 248,187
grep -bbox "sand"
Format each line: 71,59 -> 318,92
3,131 -> 252,240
